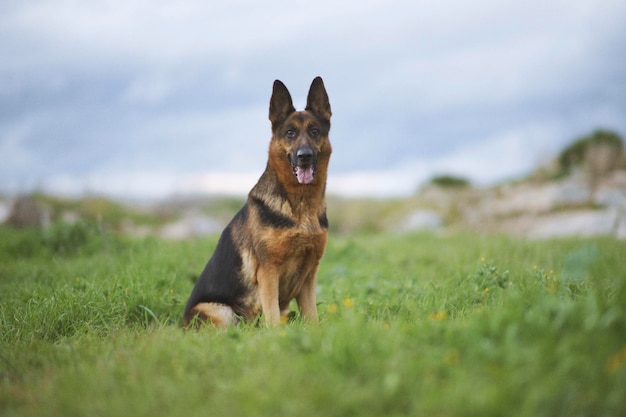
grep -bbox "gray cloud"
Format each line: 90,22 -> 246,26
1,0 -> 625,197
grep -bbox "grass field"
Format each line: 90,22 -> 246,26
1,221 -> 625,416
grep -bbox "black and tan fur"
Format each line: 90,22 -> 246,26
183,77 -> 332,328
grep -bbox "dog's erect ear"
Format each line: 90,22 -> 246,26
269,80 -> 295,127
305,77 -> 331,122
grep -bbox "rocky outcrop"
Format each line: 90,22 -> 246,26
398,166 -> 626,238
5,197 -> 51,228
440,169 -> 626,239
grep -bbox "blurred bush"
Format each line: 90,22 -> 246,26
558,129 -> 625,177
1,220 -> 109,259
428,174 -> 471,188
42,220 -> 107,256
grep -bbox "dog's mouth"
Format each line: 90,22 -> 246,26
294,164 -> 316,185
289,153 -> 317,185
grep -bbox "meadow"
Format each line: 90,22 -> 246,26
1,220 -> 625,416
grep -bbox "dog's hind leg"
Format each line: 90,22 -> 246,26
183,302 -> 237,329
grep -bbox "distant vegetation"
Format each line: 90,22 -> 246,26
1,193 -> 248,238
427,174 -> 472,188
558,129 -> 624,175
4,193 -> 171,232
526,128 -> 625,186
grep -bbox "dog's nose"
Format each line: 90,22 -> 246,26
296,148 -> 314,166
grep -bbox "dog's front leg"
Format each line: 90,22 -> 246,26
257,270 -> 281,327
296,274 -> 319,325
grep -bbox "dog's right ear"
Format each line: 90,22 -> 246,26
269,80 -> 295,128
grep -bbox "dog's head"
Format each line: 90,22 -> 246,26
268,77 -> 332,185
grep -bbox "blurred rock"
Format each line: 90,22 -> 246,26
595,188 -> 626,207
6,197 -> 51,228
527,209 -> 619,239
415,168 -> 626,239
553,177 -> 592,207
401,209 -> 443,232
616,210 -> 626,239
0,199 -> 10,223
159,210 -> 223,240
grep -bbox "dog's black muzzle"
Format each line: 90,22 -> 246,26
288,145 -> 318,184
296,148 -> 315,167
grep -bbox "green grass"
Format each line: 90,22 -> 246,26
1,222 -> 625,416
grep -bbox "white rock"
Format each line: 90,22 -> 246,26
527,209 -> 619,239
402,210 -> 443,232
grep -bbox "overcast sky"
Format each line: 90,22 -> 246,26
1,0 -> 625,198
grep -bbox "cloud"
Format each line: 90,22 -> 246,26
0,120 -> 614,200
121,72 -> 179,105
0,119 -> 39,175
1,0 -> 625,198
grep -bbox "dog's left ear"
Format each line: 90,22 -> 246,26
306,77 -> 331,123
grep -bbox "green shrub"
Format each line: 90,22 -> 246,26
42,220 -> 107,256
428,174 -> 471,188
558,129 -> 624,176
0,220 -> 109,259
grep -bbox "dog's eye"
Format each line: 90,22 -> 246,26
285,129 -> 296,140
309,127 -> 320,138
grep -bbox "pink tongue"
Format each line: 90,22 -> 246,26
296,166 -> 314,184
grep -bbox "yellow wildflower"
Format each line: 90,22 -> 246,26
443,349 -> 460,366
606,346 -> 626,373
428,311 -> 448,321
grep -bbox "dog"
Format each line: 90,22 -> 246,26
183,77 -> 332,328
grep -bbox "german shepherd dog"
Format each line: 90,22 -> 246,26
183,77 -> 332,328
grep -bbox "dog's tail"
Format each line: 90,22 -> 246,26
183,302 -> 238,329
